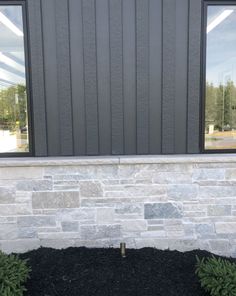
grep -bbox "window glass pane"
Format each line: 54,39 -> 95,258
0,5 -> 29,153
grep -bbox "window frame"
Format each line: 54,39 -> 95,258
0,0 -> 33,157
201,0 -> 236,153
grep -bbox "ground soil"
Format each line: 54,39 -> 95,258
19,247 -> 232,296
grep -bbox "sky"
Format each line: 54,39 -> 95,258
206,6 -> 236,86
0,6 -> 25,89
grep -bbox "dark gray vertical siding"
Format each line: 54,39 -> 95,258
96,0 -> 112,155
149,0 -> 162,154
27,0 -> 47,156
136,0 -> 149,154
123,0 -> 136,155
41,0 -> 60,156
55,0 -> 73,156
109,0 -> 124,155
69,0 -> 86,155
162,0 -> 176,154
175,0 -> 189,153
82,0 -> 99,155
187,0 -> 202,153
29,0 -> 202,156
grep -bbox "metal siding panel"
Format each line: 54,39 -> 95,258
187,0 -> 201,153
27,0 -> 47,156
55,0 -> 73,156
82,0 -> 99,155
162,0 -> 176,154
136,0 -> 149,154
96,0 -> 111,155
123,0 -> 136,155
175,0 -> 188,153
69,0 -> 86,155
149,0 -> 162,154
41,0 -> 60,156
109,0 -> 124,155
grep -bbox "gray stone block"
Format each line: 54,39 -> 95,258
0,224 -> 18,240
17,216 -> 56,227
115,203 -> 143,215
61,221 -> 79,232
80,181 -> 103,197
192,169 -> 225,181
80,225 -> 121,240
207,205 -> 231,216
144,203 -> 182,219
167,185 -> 198,200
97,208 -> 114,224
0,187 -> 15,204
18,227 -> 37,238
32,191 -> 79,209
195,223 -> 215,238
121,220 -> 147,232
16,180 -> 52,191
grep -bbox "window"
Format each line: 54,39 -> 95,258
0,3 -> 31,155
204,2 -> 236,151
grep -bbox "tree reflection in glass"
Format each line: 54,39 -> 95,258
0,5 -> 29,153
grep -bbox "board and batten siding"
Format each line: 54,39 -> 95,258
27,0 -> 202,156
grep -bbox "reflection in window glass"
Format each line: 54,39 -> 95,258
0,5 -> 29,153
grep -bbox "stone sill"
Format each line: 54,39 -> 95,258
0,154 -> 236,167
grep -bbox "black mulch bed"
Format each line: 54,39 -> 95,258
19,247 -> 234,296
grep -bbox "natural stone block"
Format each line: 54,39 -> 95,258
16,180 -> 52,191
192,169 -> 225,181
153,172 -> 191,184
17,216 -> 56,227
121,220 -> 147,232
18,228 -> 37,238
195,224 -> 215,238
80,225 -> 121,240
40,239 -> 75,249
80,181 -> 103,197
97,208 -> 114,224
32,191 -> 79,209
207,205 -> 231,216
115,204 -> 143,215
168,239 -> 198,251
0,204 -> 32,216
56,208 -> 96,222
105,185 -> 166,197
61,221 -> 79,232
215,222 -> 236,234
0,167 -> 43,180
209,240 -> 230,252
135,238 -> 168,249
167,185 -> 198,200
0,187 -> 15,204
144,203 -> 182,219
1,239 -> 40,254
38,232 -> 80,239
199,186 -> 236,198
225,169 -> 236,180
0,224 -> 18,240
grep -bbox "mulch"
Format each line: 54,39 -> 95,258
19,247 -> 230,296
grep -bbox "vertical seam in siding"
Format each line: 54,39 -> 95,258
81,0 -> 88,154
67,0 -> 75,155
108,0 -> 112,154
94,0 -> 100,155
186,0 -> 190,153
161,0 -> 163,154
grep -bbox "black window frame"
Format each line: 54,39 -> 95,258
0,0 -> 33,157
201,0 -> 236,153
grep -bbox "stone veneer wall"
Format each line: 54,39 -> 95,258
1,155 -> 236,257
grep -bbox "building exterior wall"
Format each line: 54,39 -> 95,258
26,0 -> 202,156
1,155 -> 236,257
